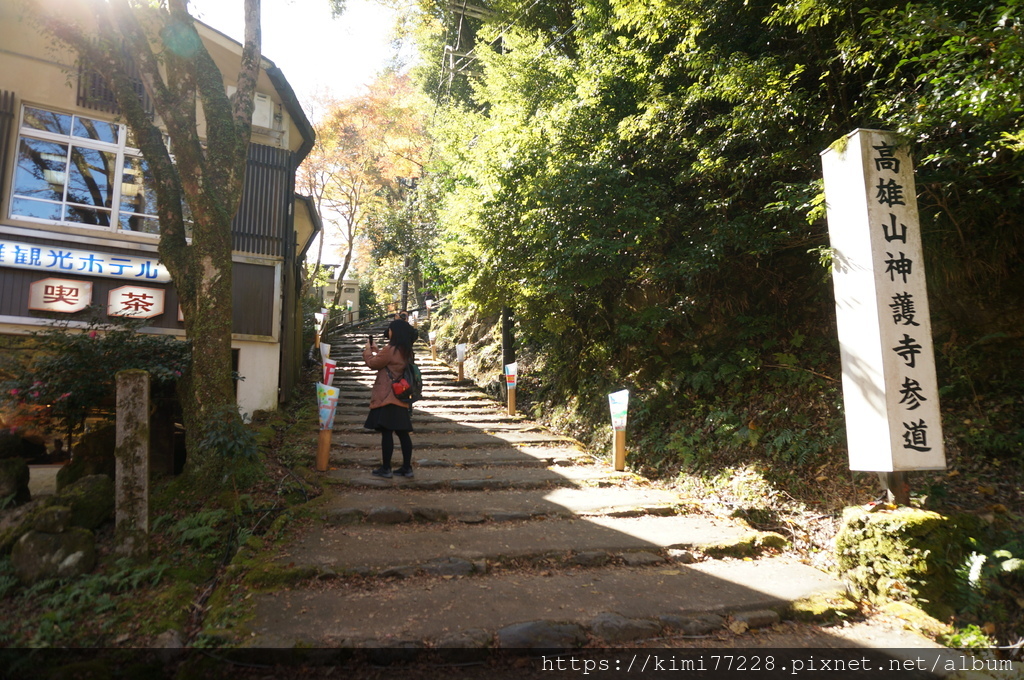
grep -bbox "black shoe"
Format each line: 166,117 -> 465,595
393,466 -> 414,478
372,467 -> 393,478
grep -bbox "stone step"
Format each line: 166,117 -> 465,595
332,408 -> 526,424
332,419 -> 549,434
275,512 -> 757,573
330,445 -> 590,468
246,556 -> 842,647
314,486 -> 689,521
324,462 -> 625,490
328,430 -> 574,449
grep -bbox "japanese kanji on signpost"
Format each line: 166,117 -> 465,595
820,129 -> 946,484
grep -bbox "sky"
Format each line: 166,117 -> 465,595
188,0 -> 406,110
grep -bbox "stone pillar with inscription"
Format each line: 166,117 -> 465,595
821,129 -> 946,494
115,370 -> 150,557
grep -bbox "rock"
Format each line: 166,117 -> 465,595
667,549 -> 697,564
570,550 -> 609,567
435,628 -> 491,648
0,457 -> 31,506
489,511 -> 531,522
379,565 -> 418,579
58,475 -> 115,530
11,527 -> 96,583
56,426 -> 116,491
412,507 -> 448,522
659,613 -> 725,635
620,551 -> 664,566
325,508 -> 363,526
153,629 -> 184,648
496,621 -> 587,649
0,431 -> 46,463
409,480 -> 443,490
31,505 -> 71,534
0,498 -> 53,554
589,612 -> 662,643
835,506 -> 979,621
422,557 -> 475,576
365,506 -> 412,524
732,609 -> 780,629
451,480 -> 486,491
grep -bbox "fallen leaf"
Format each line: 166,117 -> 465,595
729,621 -> 749,634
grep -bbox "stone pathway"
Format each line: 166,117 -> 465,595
234,331 -> 922,652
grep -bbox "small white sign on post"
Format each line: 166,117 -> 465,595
320,342 -> 331,360
608,390 -> 629,431
314,312 -> 325,344
821,129 -> 945,473
608,389 -> 629,471
456,343 -> 467,362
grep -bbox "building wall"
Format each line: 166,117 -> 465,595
234,339 -> 280,415
0,3 -> 310,418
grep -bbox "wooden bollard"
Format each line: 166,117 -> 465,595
458,361 -> 464,382
316,429 -> 331,472
507,385 -> 516,416
613,430 -> 626,471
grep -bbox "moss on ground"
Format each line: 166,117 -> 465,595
835,507 -> 985,621
700,531 -> 790,558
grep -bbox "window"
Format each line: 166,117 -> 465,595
10,105 -> 159,235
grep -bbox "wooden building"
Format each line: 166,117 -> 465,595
0,4 -> 318,417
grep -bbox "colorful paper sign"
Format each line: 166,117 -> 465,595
609,390 -> 629,431
505,362 -> 518,388
316,382 -> 340,430
322,358 -> 337,386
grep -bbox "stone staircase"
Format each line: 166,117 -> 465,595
241,330 -> 848,649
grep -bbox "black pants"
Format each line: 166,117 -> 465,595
381,429 -> 413,469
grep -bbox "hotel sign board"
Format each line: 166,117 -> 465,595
0,238 -> 171,283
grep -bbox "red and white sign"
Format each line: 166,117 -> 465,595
107,285 -> 165,319
28,278 -> 93,313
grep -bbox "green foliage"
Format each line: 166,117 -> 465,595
952,530 -> 1024,625
405,0 -> 1024,492
171,509 -> 230,552
0,314 -> 190,437
938,624 -> 997,649
197,404 -> 258,464
0,556 -> 168,647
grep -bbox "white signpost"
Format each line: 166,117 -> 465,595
456,343 -> 467,382
821,129 -> 946,501
608,389 -> 629,471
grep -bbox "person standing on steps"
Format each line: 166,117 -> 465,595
364,320 -> 415,478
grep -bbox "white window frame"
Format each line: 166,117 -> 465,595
9,104 -> 160,236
